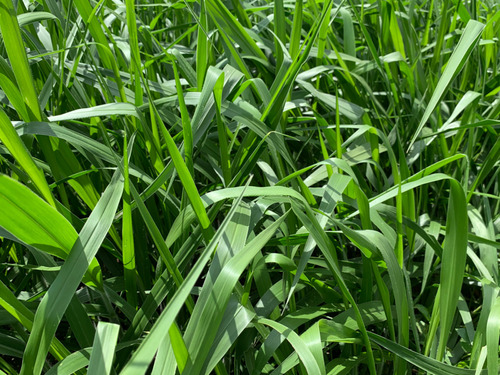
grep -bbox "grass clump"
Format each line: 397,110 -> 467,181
0,0 -> 499,374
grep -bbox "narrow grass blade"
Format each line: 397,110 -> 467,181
201,298 -> 255,374
368,332 -> 486,375
206,0 -> 266,61
256,317 -> 324,375
17,11 -> 58,26
196,0 -> 209,89
45,349 -> 91,375
0,280 -> 70,362
48,103 -> 140,122
290,200 -> 376,374
0,56 -> 29,120
289,0 -> 303,59
466,136 -> 500,202
171,57 -> 194,174
152,105 -> 213,239
122,133 -> 136,307
151,334 -> 176,375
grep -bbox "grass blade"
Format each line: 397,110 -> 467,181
20,167 -> 124,375
87,322 -> 120,375
408,20 -> 484,150
436,180 -> 468,360
0,109 -> 55,207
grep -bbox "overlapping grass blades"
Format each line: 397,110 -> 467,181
20,167 -> 124,375
0,0 -> 498,373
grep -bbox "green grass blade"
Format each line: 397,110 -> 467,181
486,297 -> 500,375
206,0 -> 266,61
0,0 -> 43,120
0,56 -> 29,120
45,349 -> 91,375
368,332 -> 486,375
256,317 -> 324,375
119,185 -> 250,374
183,211 -> 289,373
0,109 -> 55,207
0,280 -> 71,362
196,0 -> 209,89
0,174 -> 102,287
20,167 -> 124,375
466,136 -> 500,203
87,322 -> 120,375
152,105 -> 213,239
408,20 -> 484,150
290,200 -> 376,374
48,103 -> 140,122
201,298 -> 255,374
171,57 -> 194,174
289,0 -> 303,60
437,180 -> 468,360
122,133 -> 136,307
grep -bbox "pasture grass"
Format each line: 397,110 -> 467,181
0,0 -> 499,373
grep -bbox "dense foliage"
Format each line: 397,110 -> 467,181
0,0 -> 499,373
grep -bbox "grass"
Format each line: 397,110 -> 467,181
0,0 -> 498,373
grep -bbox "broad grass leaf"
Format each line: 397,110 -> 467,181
87,322 -> 120,375
45,349 -> 91,375
0,0 -> 43,120
17,12 -> 58,27
437,180 -> 468,360
48,103 -> 140,122
485,298 -> 500,374
0,174 -> 102,287
201,297 -> 255,375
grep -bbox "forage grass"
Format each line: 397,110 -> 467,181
0,0 -> 499,374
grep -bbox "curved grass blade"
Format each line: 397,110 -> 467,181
368,332 -> 486,375
0,174 -> 102,287
256,317 -> 324,375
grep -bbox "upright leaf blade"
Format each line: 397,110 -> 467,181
87,322 -> 120,375
408,20 -> 484,150
437,180 -> 468,360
